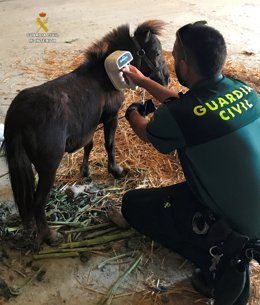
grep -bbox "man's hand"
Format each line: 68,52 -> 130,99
125,99 -> 157,121
122,65 -> 147,87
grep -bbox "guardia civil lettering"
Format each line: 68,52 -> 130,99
193,85 -> 254,120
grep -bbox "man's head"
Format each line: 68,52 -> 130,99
172,21 -> 227,87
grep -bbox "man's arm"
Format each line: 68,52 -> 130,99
138,76 -> 179,103
126,110 -> 150,143
123,65 -> 179,143
123,65 -> 179,103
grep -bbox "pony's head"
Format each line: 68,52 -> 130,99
85,20 -> 170,87
130,20 -> 170,86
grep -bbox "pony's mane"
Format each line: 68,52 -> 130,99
134,20 -> 166,37
85,24 -> 130,63
84,20 -> 166,64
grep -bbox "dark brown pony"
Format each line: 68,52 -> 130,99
3,20 -> 170,245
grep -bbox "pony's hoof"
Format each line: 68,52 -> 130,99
80,166 -> 91,179
109,166 -> 128,179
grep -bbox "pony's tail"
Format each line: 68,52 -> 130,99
2,133 -> 35,224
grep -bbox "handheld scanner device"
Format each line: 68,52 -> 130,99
104,50 -> 137,91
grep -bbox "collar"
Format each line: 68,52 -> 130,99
191,74 -> 224,90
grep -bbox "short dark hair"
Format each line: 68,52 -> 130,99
176,23 -> 227,78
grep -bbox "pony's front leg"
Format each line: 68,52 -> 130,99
80,140 -> 93,178
104,116 -> 126,178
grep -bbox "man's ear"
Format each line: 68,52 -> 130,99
180,59 -> 188,76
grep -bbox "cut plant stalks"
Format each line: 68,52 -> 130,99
97,251 -> 137,270
64,222 -> 113,234
58,229 -> 136,249
37,245 -> 108,255
97,253 -> 143,305
75,227 -> 120,240
34,252 -> 80,260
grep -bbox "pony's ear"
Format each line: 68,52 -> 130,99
144,30 -> 152,43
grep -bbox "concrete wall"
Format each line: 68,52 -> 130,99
0,155 -> 13,202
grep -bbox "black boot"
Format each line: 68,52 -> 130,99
191,264 -> 249,305
233,263 -> 250,305
191,268 -> 214,298
214,263 -> 246,305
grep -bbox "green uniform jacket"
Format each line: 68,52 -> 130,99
146,75 -> 260,238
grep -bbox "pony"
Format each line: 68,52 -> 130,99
2,20 -> 170,245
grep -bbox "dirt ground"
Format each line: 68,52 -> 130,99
0,0 -> 260,305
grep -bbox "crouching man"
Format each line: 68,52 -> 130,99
117,21 -> 260,305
